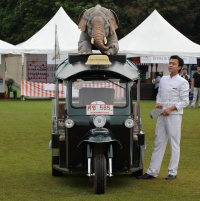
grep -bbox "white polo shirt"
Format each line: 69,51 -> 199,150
156,74 -> 189,114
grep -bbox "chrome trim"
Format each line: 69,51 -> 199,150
108,158 -> 114,177
87,158 -> 92,176
48,140 -> 52,150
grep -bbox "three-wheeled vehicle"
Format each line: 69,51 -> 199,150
49,54 -> 145,194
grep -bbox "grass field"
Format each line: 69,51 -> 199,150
0,100 -> 199,201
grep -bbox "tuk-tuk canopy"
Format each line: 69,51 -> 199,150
56,54 -> 140,81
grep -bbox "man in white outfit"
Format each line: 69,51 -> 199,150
137,55 -> 189,180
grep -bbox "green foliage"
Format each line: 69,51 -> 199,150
0,0 -> 199,45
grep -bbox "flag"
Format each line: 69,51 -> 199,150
52,24 -> 60,60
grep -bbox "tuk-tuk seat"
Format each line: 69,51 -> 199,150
79,88 -> 115,107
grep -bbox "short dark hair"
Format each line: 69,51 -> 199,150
170,55 -> 184,73
170,55 -> 184,67
155,72 -> 160,76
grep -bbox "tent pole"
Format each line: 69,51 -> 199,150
54,24 -> 59,132
21,53 -> 24,80
21,53 -> 25,101
137,79 -> 140,132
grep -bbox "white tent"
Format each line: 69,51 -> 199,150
0,40 -> 22,97
17,7 -> 81,54
119,10 -> 200,58
0,40 -> 21,54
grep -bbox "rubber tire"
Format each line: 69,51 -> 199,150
52,156 -> 63,176
132,169 -> 143,177
94,154 -> 107,194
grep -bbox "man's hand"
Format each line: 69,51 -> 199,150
161,106 -> 177,116
155,104 -> 162,109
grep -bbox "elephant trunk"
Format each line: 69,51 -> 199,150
93,17 -> 109,51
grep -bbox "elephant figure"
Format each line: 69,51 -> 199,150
78,4 -> 119,55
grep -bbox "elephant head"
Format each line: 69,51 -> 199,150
78,4 -> 119,54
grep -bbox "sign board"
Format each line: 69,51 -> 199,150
27,61 -> 47,82
85,55 -> 111,65
44,83 -> 63,91
86,105 -> 113,115
140,56 -> 197,64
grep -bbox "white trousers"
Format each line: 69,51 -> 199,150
191,87 -> 200,107
147,114 -> 182,177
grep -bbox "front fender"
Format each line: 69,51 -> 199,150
77,128 -> 123,148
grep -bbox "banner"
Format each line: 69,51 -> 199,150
140,56 -> 197,64
21,80 -> 66,98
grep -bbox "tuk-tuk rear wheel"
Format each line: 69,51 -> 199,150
94,154 -> 107,194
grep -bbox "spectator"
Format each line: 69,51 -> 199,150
152,72 -> 161,100
181,67 -> 191,84
188,66 -> 200,108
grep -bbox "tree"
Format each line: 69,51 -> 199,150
123,0 -> 200,43
0,0 -> 199,45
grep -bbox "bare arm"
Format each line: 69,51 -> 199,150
191,78 -> 194,88
152,80 -> 160,85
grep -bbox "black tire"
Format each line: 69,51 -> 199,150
52,156 -> 63,176
94,154 -> 107,194
132,169 -> 143,177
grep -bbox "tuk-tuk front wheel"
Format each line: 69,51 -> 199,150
94,154 -> 107,194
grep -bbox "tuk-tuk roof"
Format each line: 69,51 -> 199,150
56,54 -> 140,81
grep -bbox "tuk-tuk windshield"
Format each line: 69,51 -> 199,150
72,78 -> 127,108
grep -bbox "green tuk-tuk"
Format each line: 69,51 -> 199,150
49,54 -> 145,194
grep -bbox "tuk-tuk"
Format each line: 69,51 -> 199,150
49,54 -> 145,194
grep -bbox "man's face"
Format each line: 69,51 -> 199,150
197,67 -> 200,73
182,69 -> 187,75
168,59 -> 181,74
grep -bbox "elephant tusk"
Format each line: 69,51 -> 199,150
104,37 -> 107,44
91,38 -> 94,44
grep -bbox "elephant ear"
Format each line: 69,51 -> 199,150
109,9 -> 119,36
78,10 -> 88,32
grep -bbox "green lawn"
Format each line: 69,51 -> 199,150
0,100 -> 199,201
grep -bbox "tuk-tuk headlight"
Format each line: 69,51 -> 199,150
93,115 -> 106,128
65,119 -> 74,128
124,118 -> 134,128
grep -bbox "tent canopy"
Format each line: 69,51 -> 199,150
0,39 -> 21,55
17,7 -> 81,54
119,10 -> 200,58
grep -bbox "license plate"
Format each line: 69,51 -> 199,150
86,105 -> 113,115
